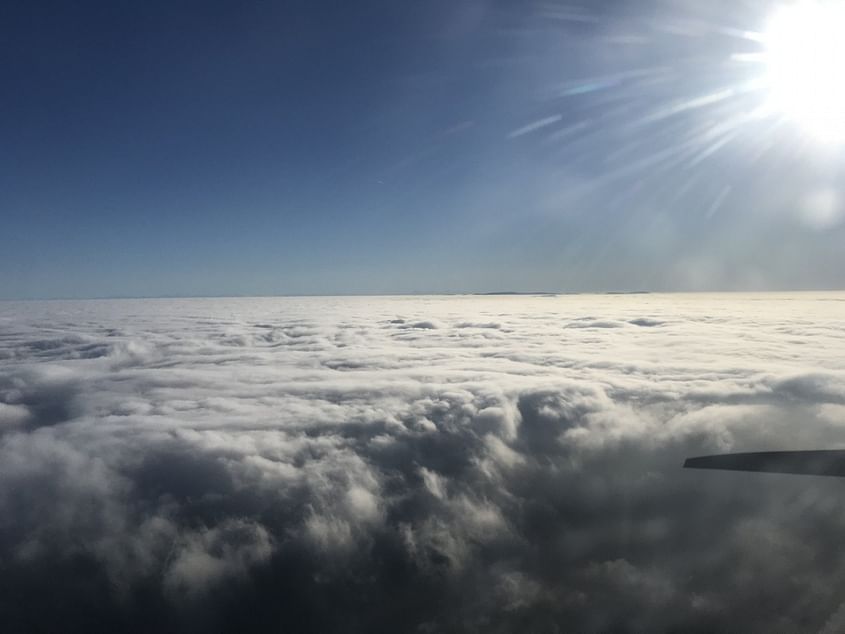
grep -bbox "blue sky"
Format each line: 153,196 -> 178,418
2,0 -> 844,298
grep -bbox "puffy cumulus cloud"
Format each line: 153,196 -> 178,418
1,293 -> 845,632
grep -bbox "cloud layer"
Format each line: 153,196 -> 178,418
2,293 -> 845,632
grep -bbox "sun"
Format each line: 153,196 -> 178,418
763,1 -> 845,143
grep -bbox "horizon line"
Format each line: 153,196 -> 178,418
2,288 -> 845,302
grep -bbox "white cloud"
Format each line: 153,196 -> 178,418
1,293 -> 845,632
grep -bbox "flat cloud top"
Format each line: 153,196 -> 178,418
1,293 -> 845,633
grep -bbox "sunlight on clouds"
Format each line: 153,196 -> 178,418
2,294 -> 845,631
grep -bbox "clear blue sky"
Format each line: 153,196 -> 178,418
2,0 -> 844,298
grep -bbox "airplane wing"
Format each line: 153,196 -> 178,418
684,450 -> 845,477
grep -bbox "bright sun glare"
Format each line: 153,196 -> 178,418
764,1 -> 845,142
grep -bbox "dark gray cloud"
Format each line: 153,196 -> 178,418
1,294 -> 845,632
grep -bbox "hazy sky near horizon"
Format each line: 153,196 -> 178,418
3,0 -> 845,298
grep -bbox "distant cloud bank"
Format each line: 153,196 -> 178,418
1,294 -> 845,632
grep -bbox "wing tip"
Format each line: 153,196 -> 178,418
683,455 -> 713,470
